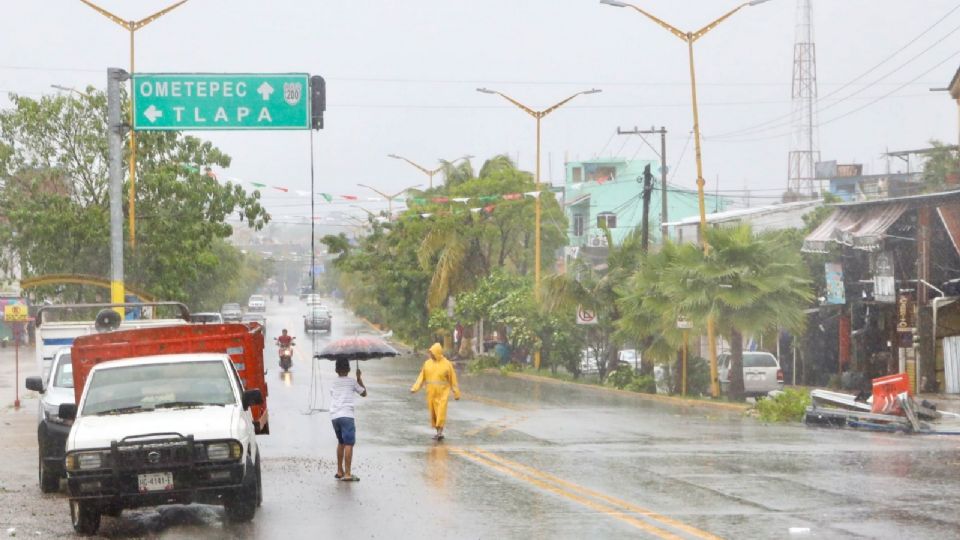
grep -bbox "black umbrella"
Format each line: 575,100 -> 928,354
314,336 -> 399,362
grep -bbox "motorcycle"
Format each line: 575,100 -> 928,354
278,294 -> 284,305
275,337 -> 295,371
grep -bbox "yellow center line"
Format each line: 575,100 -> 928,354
449,446 -> 684,540
469,447 -> 722,540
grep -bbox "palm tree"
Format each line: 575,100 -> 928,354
619,225 -> 813,399
479,154 -> 524,179
440,159 -> 475,188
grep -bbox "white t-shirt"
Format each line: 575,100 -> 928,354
330,376 -> 365,420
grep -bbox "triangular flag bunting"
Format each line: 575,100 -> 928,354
524,191 -> 541,199
452,197 -> 470,203
295,190 -> 310,197
250,182 -> 267,188
502,193 -> 522,201
341,195 -> 358,201
274,186 -> 289,193
319,193 -> 333,202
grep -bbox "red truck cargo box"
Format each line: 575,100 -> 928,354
71,323 -> 269,434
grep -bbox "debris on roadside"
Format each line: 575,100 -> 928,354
804,373 -> 960,434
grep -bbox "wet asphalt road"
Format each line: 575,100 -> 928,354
3,297 -> 960,539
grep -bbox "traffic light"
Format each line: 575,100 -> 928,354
310,75 -> 326,130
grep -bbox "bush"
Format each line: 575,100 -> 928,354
755,387 -> 811,423
467,355 -> 500,374
625,374 -> 656,394
608,365 -> 635,389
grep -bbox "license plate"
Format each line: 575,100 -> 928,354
747,373 -> 763,381
138,472 -> 174,492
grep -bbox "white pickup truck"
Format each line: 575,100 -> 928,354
57,322 -> 268,535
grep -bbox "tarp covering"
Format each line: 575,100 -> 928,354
802,203 -> 908,253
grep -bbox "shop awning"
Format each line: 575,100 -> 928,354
802,203 -> 908,253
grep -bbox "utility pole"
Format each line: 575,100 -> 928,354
617,126 -> 668,232
107,68 -> 128,316
639,164 -> 654,252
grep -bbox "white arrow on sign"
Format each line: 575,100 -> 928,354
257,82 -> 274,101
143,104 -> 163,123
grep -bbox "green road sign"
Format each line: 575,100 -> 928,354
132,73 -> 311,131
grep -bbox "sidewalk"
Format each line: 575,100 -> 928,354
918,393 -> 960,415
0,344 -> 38,408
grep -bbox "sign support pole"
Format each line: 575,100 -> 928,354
310,127 -> 316,294
13,324 -> 20,409
108,68 -> 129,316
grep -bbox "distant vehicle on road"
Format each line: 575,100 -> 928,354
24,348 -> 75,492
190,312 -> 224,324
221,303 -> 243,322
303,306 -> 331,333
298,286 -> 310,300
304,293 -> 322,306
247,294 -> 266,312
718,351 -> 784,397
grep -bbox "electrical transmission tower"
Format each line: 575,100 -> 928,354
787,0 -> 820,196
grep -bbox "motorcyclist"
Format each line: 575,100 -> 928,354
277,329 -> 294,348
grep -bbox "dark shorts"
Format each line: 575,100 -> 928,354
332,417 -> 356,445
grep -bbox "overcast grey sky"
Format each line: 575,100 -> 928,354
2,0 -> 958,223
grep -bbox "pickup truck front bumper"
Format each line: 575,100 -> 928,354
66,435 -> 248,510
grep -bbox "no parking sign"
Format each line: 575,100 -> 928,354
576,305 -> 597,325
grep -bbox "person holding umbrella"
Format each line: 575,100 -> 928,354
330,358 -> 366,481
410,343 -> 461,440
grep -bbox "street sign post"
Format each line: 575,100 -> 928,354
4,305 -> 26,409
133,73 -> 311,131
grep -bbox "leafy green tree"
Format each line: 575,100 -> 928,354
922,140 -> 960,193
0,89 -> 269,306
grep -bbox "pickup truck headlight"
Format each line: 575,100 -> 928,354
65,450 -> 110,471
205,441 -> 242,461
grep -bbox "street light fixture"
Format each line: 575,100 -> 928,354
78,0 -> 191,248
476,87 -> 602,369
50,84 -> 91,97
601,0 -> 772,397
387,154 -> 473,189
357,183 -> 422,217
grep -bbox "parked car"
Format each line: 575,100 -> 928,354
24,348 -> 75,492
718,351 -> 784,397
580,349 -> 632,374
618,349 -> 640,371
247,294 -> 266,312
303,306 -> 331,333
190,312 -> 224,324
242,313 -> 267,335
221,303 -> 243,322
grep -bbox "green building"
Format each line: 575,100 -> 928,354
564,158 -> 729,253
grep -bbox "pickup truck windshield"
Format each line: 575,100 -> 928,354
82,360 -> 236,416
53,354 -> 74,388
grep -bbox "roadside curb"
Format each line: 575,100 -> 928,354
496,371 -> 751,413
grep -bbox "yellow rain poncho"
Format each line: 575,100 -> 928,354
410,343 -> 461,428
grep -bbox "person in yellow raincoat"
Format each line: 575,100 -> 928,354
410,343 -> 461,440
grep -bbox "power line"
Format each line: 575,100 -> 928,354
709,3 -> 960,139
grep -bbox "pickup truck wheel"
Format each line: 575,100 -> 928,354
38,429 -> 60,493
70,499 -> 101,535
224,459 -> 259,522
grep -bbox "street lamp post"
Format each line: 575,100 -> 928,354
78,0 -> 190,248
387,154 -> 473,189
601,0 -> 772,397
357,183 -> 422,217
476,87 -> 601,369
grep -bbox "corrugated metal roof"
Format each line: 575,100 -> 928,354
663,200 -> 821,227
938,204 -> 960,257
802,203 -> 908,253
